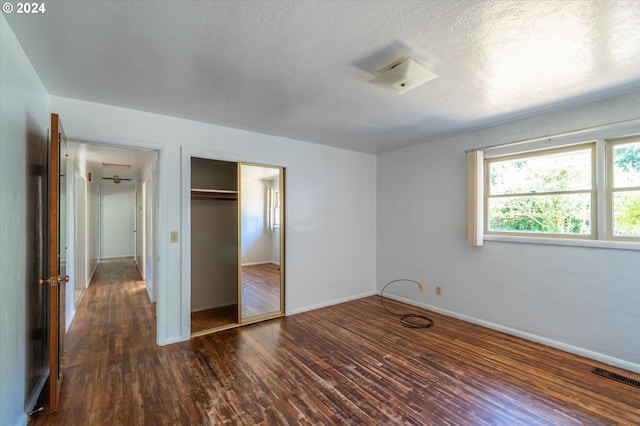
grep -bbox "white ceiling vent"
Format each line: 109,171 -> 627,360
371,57 -> 438,95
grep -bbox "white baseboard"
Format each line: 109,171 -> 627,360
241,261 -> 274,267
136,260 -> 144,280
381,292 -> 640,374
145,285 -> 153,303
157,334 -> 186,346
24,367 -> 49,417
65,306 -> 76,333
99,255 -> 135,260
288,290 -> 378,316
87,262 -> 98,286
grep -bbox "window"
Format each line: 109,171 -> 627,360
472,134 -> 640,245
268,188 -> 281,230
607,137 -> 640,241
485,143 -> 596,238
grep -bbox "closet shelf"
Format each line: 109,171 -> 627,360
191,189 -> 237,194
191,188 -> 238,200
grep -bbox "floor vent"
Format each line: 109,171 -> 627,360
592,367 -> 640,389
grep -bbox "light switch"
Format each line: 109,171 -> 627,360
170,231 -> 179,242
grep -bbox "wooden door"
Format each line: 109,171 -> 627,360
44,113 -> 69,411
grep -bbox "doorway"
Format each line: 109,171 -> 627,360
65,141 -> 159,322
188,157 -> 285,336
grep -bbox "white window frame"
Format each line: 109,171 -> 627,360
470,128 -> 640,251
606,136 -> 640,242
484,142 -> 597,240
268,188 -> 281,230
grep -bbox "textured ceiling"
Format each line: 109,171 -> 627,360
6,0 -> 640,154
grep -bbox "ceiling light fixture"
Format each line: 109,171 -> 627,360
102,175 -> 133,184
371,57 -> 438,95
102,162 -> 131,170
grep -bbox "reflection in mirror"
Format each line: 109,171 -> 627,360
240,164 -> 283,320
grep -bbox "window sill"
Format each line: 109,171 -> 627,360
484,234 -> 640,251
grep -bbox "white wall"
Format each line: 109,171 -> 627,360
144,160 -> 158,302
87,173 -> 100,280
378,89 -> 640,373
136,184 -> 145,278
191,199 -> 238,311
241,169 -> 273,265
271,176 -> 281,265
64,153 -> 77,332
75,171 -> 88,290
50,95 -> 378,345
100,184 -> 136,258
0,14 -> 50,426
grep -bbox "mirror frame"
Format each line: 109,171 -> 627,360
238,163 -> 285,324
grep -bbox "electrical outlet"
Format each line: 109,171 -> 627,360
419,283 -> 425,292
436,286 -> 442,296
170,231 -> 179,243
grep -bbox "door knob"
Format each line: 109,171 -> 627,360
39,275 -> 70,286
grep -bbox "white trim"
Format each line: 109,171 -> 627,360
158,335 -> 187,346
87,261 -> 98,286
288,290 -> 378,315
382,292 -> 640,374
596,138 -> 607,239
241,261 -> 273,267
484,234 -> 640,251
58,132 -> 170,346
484,142 -> 597,240
181,146 -> 290,341
24,366 -> 49,417
467,116 -> 640,154
180,148 -> 193,340
467,150 -> 483,246
606,136 -> 640,242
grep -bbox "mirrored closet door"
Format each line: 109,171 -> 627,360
239,164 -> 284,322
190,158 -> 284,337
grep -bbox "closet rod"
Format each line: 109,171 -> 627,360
465,117 -> 640,154
191,188 -> 237,194
191,195 -> 237,201
191,189 -> 238,201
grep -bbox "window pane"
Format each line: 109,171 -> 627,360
612,191 -> 640,237
612,141 -> 640,188
488,194 -> 591,234
489,149 -> 592,195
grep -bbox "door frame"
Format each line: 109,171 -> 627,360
55,134 -> 167,344
238,162 -> 285,324
180,147 -> 288,338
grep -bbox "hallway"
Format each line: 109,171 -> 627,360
30,258 -> 174,424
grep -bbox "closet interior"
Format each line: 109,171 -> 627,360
190,157 -> 284,336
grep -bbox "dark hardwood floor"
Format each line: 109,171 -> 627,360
191,304 -> 238,332
241,263 -> 281,317
31,259 -> 640,425
190,263 -> 281,333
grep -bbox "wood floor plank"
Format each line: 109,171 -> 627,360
241,263 -> 282,318
30,258 -> 640,425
